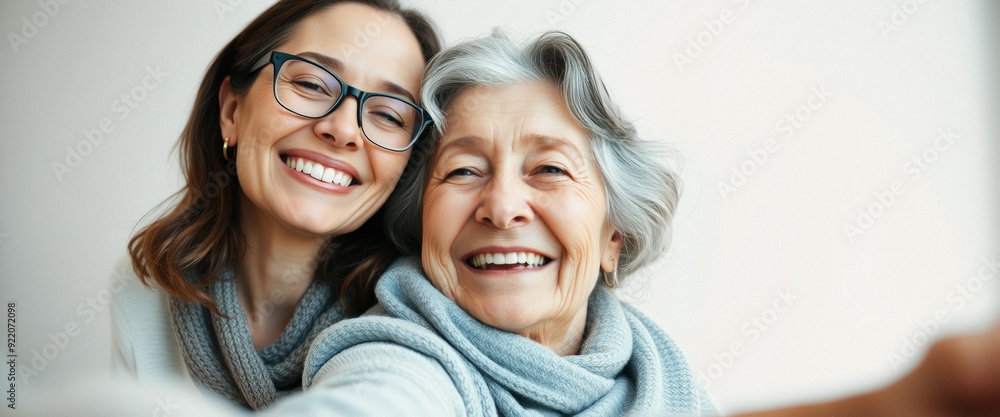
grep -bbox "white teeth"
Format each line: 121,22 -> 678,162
286,157 -> 354,187
321,168 -> 336,183
470,251 -> 548,269
310,166 -> 325,180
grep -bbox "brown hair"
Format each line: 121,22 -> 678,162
128,0 -> 441,316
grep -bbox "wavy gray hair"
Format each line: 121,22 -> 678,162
384,30 -> 680,280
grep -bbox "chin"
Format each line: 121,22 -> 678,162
283,212 -> 346,237
472,299 -> 543,333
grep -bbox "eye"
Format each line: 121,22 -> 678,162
370,109 -> 405,128
445,168 -> 475,178
290,78 -> 333,97
293,80 -> 324,92
536,165 -> 567,175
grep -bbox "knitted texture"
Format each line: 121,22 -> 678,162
305,257 -> 706,416
170,270 -> 346,410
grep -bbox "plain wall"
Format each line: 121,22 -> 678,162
1,0 -> 997,414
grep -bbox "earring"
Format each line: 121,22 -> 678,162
603,257 -> 619,288
223,137 -> 233,161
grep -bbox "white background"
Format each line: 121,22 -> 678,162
1,0 -> 997,414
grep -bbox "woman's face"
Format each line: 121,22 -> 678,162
220,3 -> 426,237
422,82 -> 623,338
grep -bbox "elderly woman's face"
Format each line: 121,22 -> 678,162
422,82 -> 622,339
220,3 -> 425,237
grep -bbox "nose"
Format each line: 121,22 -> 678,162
475,171 -> 533,229
313,97 -> 363,150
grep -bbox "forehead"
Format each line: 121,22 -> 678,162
279,3 -> 425,92
443,82 -> 589,146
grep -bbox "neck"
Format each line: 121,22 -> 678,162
520,306 -> 589,356
236,193 -> 328,348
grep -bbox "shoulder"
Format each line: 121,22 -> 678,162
305,313 -> 453,383
109,253 -> 193,386
304,307 -> 491,416
110,253 -> 167,335
109,253 -> 159,312
301,342 -> 466,417
313,342 -> 453,385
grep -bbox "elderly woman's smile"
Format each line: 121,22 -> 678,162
421,82 -> 623,350
464,250 -> 551,270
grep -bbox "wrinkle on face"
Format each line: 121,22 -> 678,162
421,82 -> 621,354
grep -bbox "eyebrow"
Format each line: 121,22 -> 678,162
298,51 -> 418,103
435,134 -> 586,163
523,134 -> 586,163
436,136 -> 486,159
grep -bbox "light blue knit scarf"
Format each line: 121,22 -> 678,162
170,271 -> 346,410
305,257 -> 708,416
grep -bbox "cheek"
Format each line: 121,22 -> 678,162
368,150 -> 411,186
542,188 -> 607,256
422,189 -> 461,254
236,109 -> 291,161
421,190 -> 461,295
421,188 -> 479,273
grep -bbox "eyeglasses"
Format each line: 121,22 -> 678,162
250,51 -> 432,152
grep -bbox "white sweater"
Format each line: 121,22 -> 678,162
109,254 -> 195,388
108,254 -> 464,416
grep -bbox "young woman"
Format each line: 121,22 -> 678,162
111,0 -> 440,409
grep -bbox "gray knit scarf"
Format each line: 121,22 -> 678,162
169,270 -> 346,410
305,257 -> 712,416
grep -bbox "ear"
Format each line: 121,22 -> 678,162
219,76 -> 240,146
600,230 -> 624,273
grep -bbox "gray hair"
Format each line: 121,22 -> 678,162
384,30 -> 680,280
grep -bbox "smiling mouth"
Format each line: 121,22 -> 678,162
282,155 -> 358,187
467,251 -> 551,270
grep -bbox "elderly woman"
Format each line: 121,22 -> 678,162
291,30 -> 714,416
281,30 -> 1000,417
